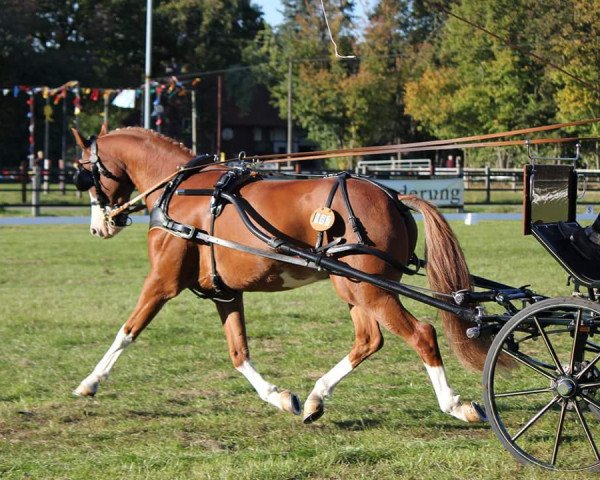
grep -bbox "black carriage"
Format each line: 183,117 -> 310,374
479,153 -> 600,472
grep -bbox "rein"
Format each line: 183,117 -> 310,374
232,117 -> 600,164
253,136 -> 594,165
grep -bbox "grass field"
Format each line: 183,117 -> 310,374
0,220 -> 597,479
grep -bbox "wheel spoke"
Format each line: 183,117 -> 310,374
580,381 -> 600,389
569,308 -> 583,374
581,393 -> 600,412
533,316 -> 565,375
512,395 -> 560,442
573,399 -> 600,462
502,347 -> 557,381
494,387 -> 553,398
551,401 -> 568,465
576,351 -> 600,380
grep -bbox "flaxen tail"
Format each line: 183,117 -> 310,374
399,195 -> 489,370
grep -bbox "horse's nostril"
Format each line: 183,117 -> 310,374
91,228 -> 98,236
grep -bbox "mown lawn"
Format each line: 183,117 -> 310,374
0,221 -> 595,479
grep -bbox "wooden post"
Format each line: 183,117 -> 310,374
286,58 -> 292,172
216,74 -> 222,155
42,158 -> 50,194
31,160 -> 41,217
191,89 -> 197,154
59,159 -> 65,195
27,91 -> 35,169
485,165 -> 491,204
61,88 -> 68,164
20,160 -> 28,203
103,92 -> 110,129
43,96 -> 50,161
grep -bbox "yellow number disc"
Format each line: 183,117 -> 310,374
310,207 -> 335,231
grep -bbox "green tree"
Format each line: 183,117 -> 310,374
358,0 -> 443,145
249,0 -> 359,165
405,0 -> 599,166
539,0 -> 599,131
406,0 -> 554,135
249,0 -> 441,167
0,0 -> 266,165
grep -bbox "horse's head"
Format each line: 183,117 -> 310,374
72,125 -> 135,239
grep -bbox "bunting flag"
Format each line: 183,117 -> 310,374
0,77 -> 203,169
1,77 -> 201,102
43,104 -> 54,122
112,89 -> 136,108
73,89 -> 81,115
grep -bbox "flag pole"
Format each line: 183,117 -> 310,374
144,0 -> 153,129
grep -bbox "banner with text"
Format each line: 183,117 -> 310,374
376,177 -> 464,207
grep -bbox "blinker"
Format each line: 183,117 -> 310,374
73,168 -> 95,191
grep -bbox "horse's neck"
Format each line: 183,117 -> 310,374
108,135 -> 192,192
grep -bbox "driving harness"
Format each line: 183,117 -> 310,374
149,155 -> 421,300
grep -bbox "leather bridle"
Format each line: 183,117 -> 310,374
74,136 -> 135,227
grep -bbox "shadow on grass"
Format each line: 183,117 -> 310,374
332,418 -> 383,431
126,409 -> 195,419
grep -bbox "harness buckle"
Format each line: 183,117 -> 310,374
165,220 -> 195,239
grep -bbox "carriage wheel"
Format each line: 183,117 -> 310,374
483,297 -> 600,472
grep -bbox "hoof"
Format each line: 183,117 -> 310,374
303,395 -> 324,424
73,382 -> 97,398
280,390 -> 302,416
465,402 -> 487,422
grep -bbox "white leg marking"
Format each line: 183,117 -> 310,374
309,355 -> 353,400
236,359 -> 284,409
424,364 -> 471,421
74,325 -> 134,396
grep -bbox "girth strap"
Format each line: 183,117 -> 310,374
207,167 -> 262,297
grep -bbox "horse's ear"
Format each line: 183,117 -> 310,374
99,123 -> 108,137
72,128 -> 87,150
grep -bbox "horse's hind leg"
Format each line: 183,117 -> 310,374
215,294 -> 301,416
73,272 -> 170,397
306,279 -> 485,423
366,291 -> 485,422
303,304 -> 383,423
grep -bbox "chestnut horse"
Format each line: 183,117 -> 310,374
72,126 -> 488,424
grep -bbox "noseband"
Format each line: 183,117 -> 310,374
73,136 -> 131,227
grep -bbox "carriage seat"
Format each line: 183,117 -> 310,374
523,163 -> 600,288
530,222 -> 600,288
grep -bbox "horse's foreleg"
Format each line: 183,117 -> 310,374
74,274 -> 169,397
215,295 -> 301,416
303,305 -> 383,423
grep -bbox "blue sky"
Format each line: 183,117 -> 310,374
254,0 -> 284,26
253,1 -> 374,27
